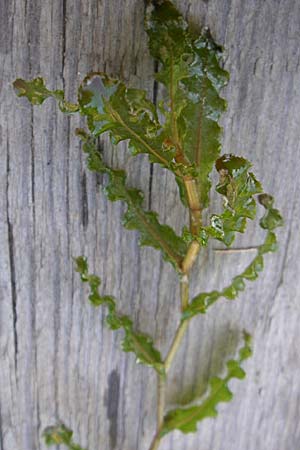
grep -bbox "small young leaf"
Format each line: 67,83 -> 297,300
75,257 -> 165,375
186,155 -> 263,247
160,333 -> 252,435
258,194 -> 284,230
182,192 -> 283,319
77,133 -> 188,271
13,78 -> 79,113
43,424 -> 86,450
211,154 -> 262,246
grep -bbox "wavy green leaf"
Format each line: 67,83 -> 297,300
161,332 -> 252,435
183,192 -> 283,319
78,132 -> 187,271
13,76 -> 188,269
145,0 -> 229,208
258,193 -> 284,230
203,154 -> 263,246
78,72 -> 181,172
182,155 -> 263,247
75,256 -> 165,375
13,78 -> 79,113
43,424 -> 87,450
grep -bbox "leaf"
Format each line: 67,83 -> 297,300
13,76 -> 188,269
203,154 -> 263,246
77,132 -> 188,271
182,192 -> 283,319
74,257 -> 165,375
182,155 -> 263,247
43,424 -> 87,450
145,0 -> 229,208
13,2 -> 229,212
258,193 -> 284,230
78,72 -> 182,172
160,332 -> 252,435
13,78 -> 79,113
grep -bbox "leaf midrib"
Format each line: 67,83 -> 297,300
108,106 -> 178,173
124,189 -> 184,267
129,332 -> 162,368
195,100 -> 203,167
163,373 -> 233,433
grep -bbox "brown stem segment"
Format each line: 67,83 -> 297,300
180,274 -> 189,311
184,177 -> 202,236
182,241 -> 201,274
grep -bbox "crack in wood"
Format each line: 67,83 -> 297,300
62,0 -> 67,84
61,0 -> 72,259
213,247 -> 258,253
6,139 -> 18,372
106,370 -> 120,449
81,171 -> 89,229
273,221 -> 292,299
30,108 -> 36,236
0,403 -> 4,450
148,60 -> 159,211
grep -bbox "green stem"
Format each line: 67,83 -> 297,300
148,173 -> 202,450
148,429 -> 162,450
157,374 -> 165,429
165,274 -> 190,372
148,276 -> 191,450
164,319 -> 190,374
180,274 -> 189,311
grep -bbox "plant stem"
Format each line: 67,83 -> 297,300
182,241 -> 200,274
148,176 -> 202,450
180,274 -> 189,311
148,429 -> 162,450
184,178 -> 202,235
157,374 -> 165,429
164,319 -> 190,374
165,274 -> 190,374
148,276 -> 191,450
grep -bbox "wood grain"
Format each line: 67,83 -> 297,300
1,0 -> 300,449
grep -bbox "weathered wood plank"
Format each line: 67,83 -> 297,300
1,0 -> 300,450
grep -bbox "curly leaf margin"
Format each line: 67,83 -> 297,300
43,424 -> 87,450
75,256 -> 165,376
160,332 -> 252,435
182,191 -> 283,320
145,0 -> 229,209
77,131 -> 188,271
13,77 -> 79,113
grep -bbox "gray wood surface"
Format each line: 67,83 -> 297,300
1,0 -> 300,449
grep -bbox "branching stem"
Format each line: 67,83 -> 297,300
149,273 -> 194,450
148,156 -> 202,450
